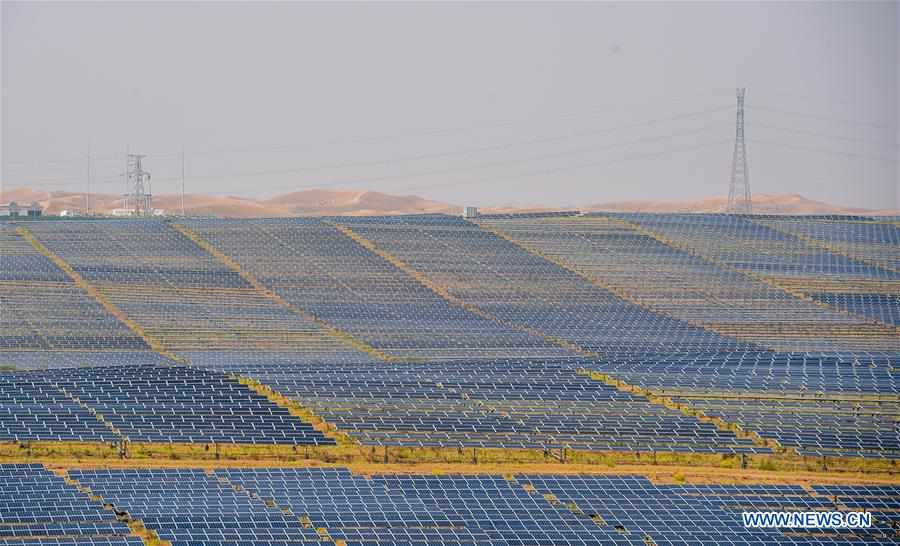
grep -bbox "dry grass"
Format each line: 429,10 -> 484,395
236,375 -> 357,446
3,441 -> 897,487
127,521 -> 172,546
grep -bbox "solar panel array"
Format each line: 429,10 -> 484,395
0,225 -> 147,352
0,374 -> 116,442
477,214 -> 894,353
2,213 -> 898,458
587,351 -> 897,394
475,213 -> 900,459
670,396 -> 900,459
57,466 -> 900,545
338,214 -> 752,355
24,220 -> 365,359
0,365 -> 332,445
754,217 -> 900,326
0,351 -> 174,372
516,474 -> 899,544
0,464 -> 140,546
221,359 -> 763,453
617,213 -> 900,353
69,468 -> 324,545
181,217 -> 571,360
50,364 -> 333,445
216,467 -> 492,545
4,192 -> 900,546
813,483 -> 900,527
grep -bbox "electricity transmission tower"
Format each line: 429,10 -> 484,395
727,88 -> 752,214
123,154 -> 153,216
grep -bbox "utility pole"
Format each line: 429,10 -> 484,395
123,145 -> 129,210
181,145 -> 186,217
727,88 -> 752,214
86,144 -> 92,216
124,153 -> 152,216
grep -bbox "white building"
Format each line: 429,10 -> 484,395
0,202 -> 42,217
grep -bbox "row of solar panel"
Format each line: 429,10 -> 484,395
52,466 -> 899,545
0,464 -> 141,545
9,214 -> 897,361
0,364 -> 331,445
4,214 -> 898,461
480,213 -> 899,351
188,357 -> 766,454
2,350 -> 895,456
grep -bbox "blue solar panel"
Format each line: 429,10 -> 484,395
4,212 -> 898,458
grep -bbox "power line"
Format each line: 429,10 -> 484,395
6,118 -> 730,192
12,128 -> 895,197
3,104 -> 733,170
389,139 -> 735,195
746,105 -> 896,131
202,138 -> 733,196
171,88 -> 734,158
7,95 -> 897,201
174,104 -> 735,160
748,138 -> 899,163
155,122 -> 730,194
4,154 -> 123,167
750,121 -> 896,144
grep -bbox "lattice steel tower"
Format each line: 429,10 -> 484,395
123,154 -> 153,216
727,88 -> 752,214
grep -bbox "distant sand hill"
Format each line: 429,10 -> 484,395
586,193 -> 900,216
0,188 -> 459,217
2,187 -> 897,217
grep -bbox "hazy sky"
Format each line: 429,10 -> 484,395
2,1 -> 898,209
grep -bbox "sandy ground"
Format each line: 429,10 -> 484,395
1,458 -> 889,486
